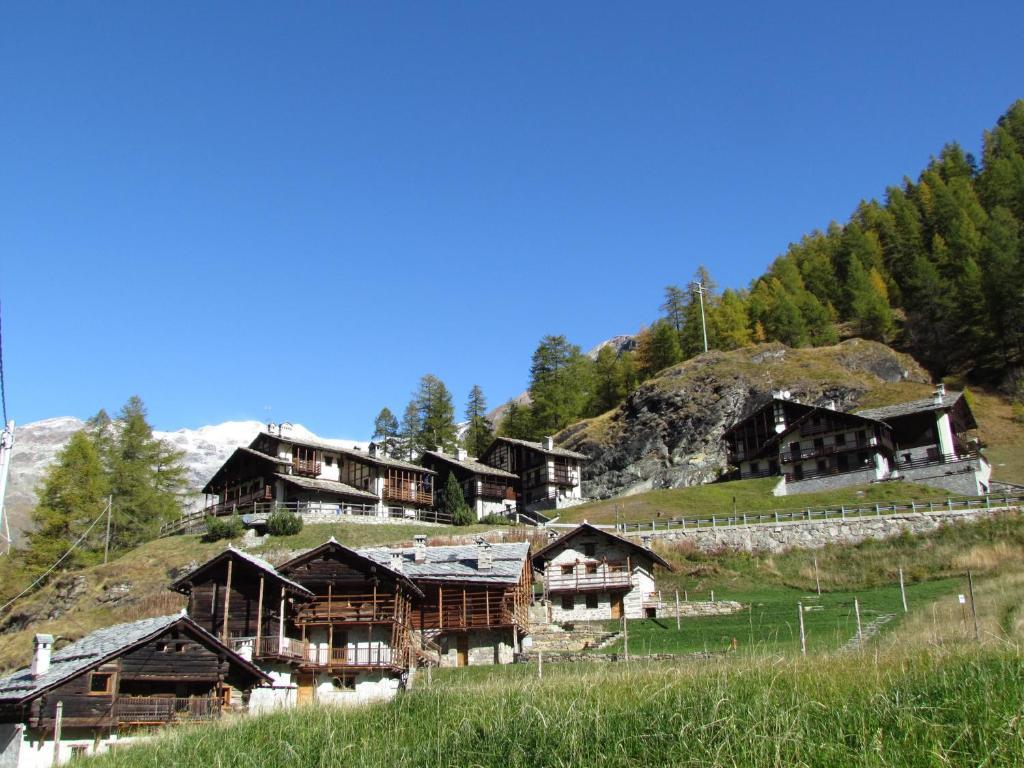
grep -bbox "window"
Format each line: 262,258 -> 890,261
816,459 -> 828,473
585,594 -> 598,609
561,595 -> 574,610
749,462 -> 759,475
324,455 -> 334,467
175,642 -> 188,653
560,565 -> 574,575
835,432 -> 846,446
332,676 -> 356,691
89,672 -> 114,695
585,563 -> 598,575
156,642 -> 168,653
583,543 -> 596,557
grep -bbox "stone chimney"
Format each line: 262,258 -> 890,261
390,550 -> 403,572
544,436 -> 554,451
934,383 -> 946,405
547,530 -> 559,542
368,442 -> 380,458
32,634 -> 54,677
640,534 -> 652,550
476,537 -> 493,570
456,447 -> 468,461
413,535 -> 427,563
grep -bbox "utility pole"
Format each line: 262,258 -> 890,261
0,420 -> 14,556
103,496 -> 113,564
690,281 -> 709,353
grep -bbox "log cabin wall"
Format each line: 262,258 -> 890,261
185,560 -> 285,642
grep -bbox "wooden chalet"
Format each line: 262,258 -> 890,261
192,429 -> 437,530
0,615 -> 268,767
420,449 -> 518,520
479,436 -> 588,516
361,536 -> 532,667
531,523 -> 672,622
722,397 -> 819,480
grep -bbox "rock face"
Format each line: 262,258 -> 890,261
557,340 -> 931,499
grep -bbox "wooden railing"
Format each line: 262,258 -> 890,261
293,458 -> 322,477
412,588 -> 524,630
115,696 -> 220,724
294,593 -> 398,624
382,482 -> 433,506
202,486 -> 273,516
476,480 -> 516,500
238,636 -> 405,668
779,435 -> 891,464
252,501 -> 378,518
545,562 -> 632,592
546,465 -> 578,485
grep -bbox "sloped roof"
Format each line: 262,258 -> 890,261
274,473 -> 379,501
201,446 -> 285,494
531,523 -> 673,571
250,432 -> 435,474
277,539 -> 423,597
855,391 -> 964,421
0,614 -> 269,704
422,451 -> 518,480
361,541 -> 530,586
489,436 -> 589,461
169,545 -> 313,597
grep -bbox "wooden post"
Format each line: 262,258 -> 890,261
797,603 -> 806,656
675,590 -> 681,630
813,557 -> 821,596
485,590 -> 491,628
52,702 -> 63,768
222,557 -> 233,643
854,597 -> 863,647
622,615 -> 629,661
967,570 -> 980,642
537,650 -> 543,679
278,586 -> 286,642
899,568 -> 907,613
255,574 -> 264,656
462,588 -> 467,629
438,587 -> 444,630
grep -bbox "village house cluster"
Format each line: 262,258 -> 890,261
0,519 -> 675,767
722,385 -> 991,497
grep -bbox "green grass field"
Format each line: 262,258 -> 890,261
558,478 -> 955,525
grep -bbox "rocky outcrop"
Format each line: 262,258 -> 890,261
558,340 -> 931,499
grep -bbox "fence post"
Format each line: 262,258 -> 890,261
52,701 -> 63,768
798,603 -> 806,656
899,568 -> 907,613
854,597 -> 863,647
813,557 -> 821,596
675,590 -> 681,630
947,498 -> 953,511
775,511 -> 780,524
967,570 -> 980,642
712,515 -> 716,528
742,512 -> 747,526
538,650 -> 543,679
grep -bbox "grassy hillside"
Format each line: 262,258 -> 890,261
0,521 -> 513,673
559,478 -> 953,525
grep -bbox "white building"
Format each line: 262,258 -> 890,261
420,449 -> 519,520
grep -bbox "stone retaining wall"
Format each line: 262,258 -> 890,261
627,506 -> 1019,554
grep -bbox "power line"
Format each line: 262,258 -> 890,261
0,499 -> 111,615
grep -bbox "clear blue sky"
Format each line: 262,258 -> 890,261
2,2 -> 1022,438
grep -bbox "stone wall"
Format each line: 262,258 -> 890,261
438,629 -> 515,667
781,468 -> 877,496
627,506 -> 1019,554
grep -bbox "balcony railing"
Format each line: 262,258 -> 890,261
293,593 -> 398,624
545,562 -> 632,593
203,486 -> 273,515
474,480 -> 516,500
293,458 -> 322,477
545,465 -> 578,486
411,588 -> 526,630
893,449 -> 981,472
382,482 -> 433,506
252,501 -> 378,518
115,696 -> 221,724
236,636 -> 405,668
779,435 -> 891,464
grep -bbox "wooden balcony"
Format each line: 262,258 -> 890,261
203,485 -> 273,515
382,481 -> 432,506
239,636 -> 406,669
292,458 -> 322,477
545,465 -> 578,486
475,480 -> 516,500
293,593 -> 398,625
115,696 -> 220,725
411,588 -> 524,631
545,562 -> 632,593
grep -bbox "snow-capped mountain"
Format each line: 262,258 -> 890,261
2,418 -> 366,545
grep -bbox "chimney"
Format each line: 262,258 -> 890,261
934,383 -> 946,405
640,534 -> 652,550
390,550 -> 403,572
547,530 -> 559,542
544,436 -> 554,451
32,634 -> 54,677
456,447 -> 468,462
476,537 -> 492,571
369,442 -> 380,458
413,535 -> 427,563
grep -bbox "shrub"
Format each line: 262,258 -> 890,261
267,508 -> 304,537
479,513 -> 514,526
203,514 -> 244,542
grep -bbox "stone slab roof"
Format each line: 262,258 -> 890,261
170,545 -> 313,597
0,614 -> 269,704
855,392 -> 962,421
274,473 -> 380,501
251,432 -> 435,475
491,436 -> 588,461
360,541 -> 530,586
422,451 -> 518,480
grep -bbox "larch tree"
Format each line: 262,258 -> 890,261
372,407 -> 400,456
463,385 -> 494,457
413,374 -> 457,454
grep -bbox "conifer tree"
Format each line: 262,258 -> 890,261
712,289 -> 752,350
498,401 -> 535,440
25,431 -> 109,572
528,336 -> 594,436
372,408 -> 400,456
438,471 -> 472,525
636,321 -> 683,379
412,374 -> 457,454
463,385 -> 494,457
396,400 -> 421,460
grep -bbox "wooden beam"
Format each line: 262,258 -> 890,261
221,557 -> 233,643
278,585 -> 286,641
255,574 -> 265,656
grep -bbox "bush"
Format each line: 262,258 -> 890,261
267,508 -> 304,537
479,513 -> 514,526
203,514 -> 244,542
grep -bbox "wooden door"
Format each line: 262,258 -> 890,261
296,674 -> 316,706
610,595 -> 624,619
456,635 -> 469,667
